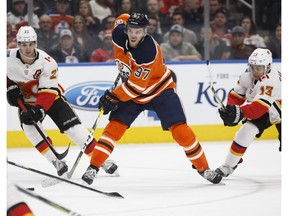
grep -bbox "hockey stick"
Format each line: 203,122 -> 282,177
17,99 -> 70,160
8,160 -> 124,198
16,185 -> 82,216
42,73 -> 122,187
206,60 -> 226,109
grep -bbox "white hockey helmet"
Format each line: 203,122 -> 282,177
248,48 -> 272,74
16,26 -> 37,47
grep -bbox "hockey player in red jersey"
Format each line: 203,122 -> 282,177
81,13 -> 222,185
216,48 -> 281,177
7,26 -> 117,177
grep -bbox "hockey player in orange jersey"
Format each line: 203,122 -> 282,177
81,13 -> 222,185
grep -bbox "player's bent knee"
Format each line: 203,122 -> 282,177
103,119 -> 128,141
169,123 -> 196,147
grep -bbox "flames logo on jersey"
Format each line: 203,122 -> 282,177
115,59 -> 131,79
18,80 -> 39,99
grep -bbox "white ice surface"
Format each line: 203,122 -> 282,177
7,140 -> 281,216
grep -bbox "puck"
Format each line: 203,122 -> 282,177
26,187 -> 35,191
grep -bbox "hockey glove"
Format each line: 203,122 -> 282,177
20,105 -> 46,125
219,104 -> 243,127
7,84 -> 23,107
98,90 -> 119,115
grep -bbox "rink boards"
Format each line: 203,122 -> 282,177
7,60 -> 281,148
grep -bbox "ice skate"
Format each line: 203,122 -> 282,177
215,164 -> 236,177
198,168 -> 222,184
101,160 -> 119,176
82,165 -> 99,185
52,159 -> 68,176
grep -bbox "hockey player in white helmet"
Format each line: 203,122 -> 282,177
215,48 -> 281,178
7,26 -> 118,176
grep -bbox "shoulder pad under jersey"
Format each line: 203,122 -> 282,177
112,25 -> 127,49
130,35 -> 157,65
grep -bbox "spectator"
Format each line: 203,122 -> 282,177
266,23 -> 281,59
182,0 -> 203,33
147,0 -> 172,34
131,0 -> 148,13
229,26 -> 256,60
89,0 -> 115,23
71,15 -> 102,56
7,21 -> 17,49
162,10 -> 198,45
195,26 -> 229,60
159,0 -> 184,16
160,24 -> 201,61
116,0 -> 133,16
240,16 -> 266,48
147,15 -> 163,44
49,28 -> 89,63
210,7 -> 231,46
77,0 -> 101,35
45,0 -> 74,34
36,15 -> 59,53
98,15 -> 116,40
209,0 -> 223,21
90,29 -> 114,62
7,0 -> 40,31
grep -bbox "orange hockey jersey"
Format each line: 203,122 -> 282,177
111,14 -> 175,104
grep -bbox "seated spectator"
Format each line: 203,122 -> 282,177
240,16 -> 266,48
160,24 -> 201,61
266,23 -> 281,59
210,7 -> 232,46
49,29 -> 89,63
45,0 -> 74,34
77,0 -> 101,35
159,0 -> 184,16
36,15 -> 59,53
147,15 -> 163,44
182,0 -> 203,34
195,26 -> 229,60
7,0 -> 40,31
89,0 -> 115,23
98,15 -> 116,40
162,10 -> 198,45
229,26 -> 256,59
116,0 -> 133,16
71,15 -> 102,56
7,21 -> 17,49
90,29 -> 114,62
209,0 -> 223,21
147,0 -> 172,34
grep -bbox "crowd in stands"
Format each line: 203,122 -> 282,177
7,0 -> 281,63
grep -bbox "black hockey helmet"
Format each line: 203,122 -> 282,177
126,13 -> 149,29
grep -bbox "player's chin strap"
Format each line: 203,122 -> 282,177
17,99 -> 70,160
19,49 -> 38,60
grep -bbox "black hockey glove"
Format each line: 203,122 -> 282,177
20,105 -> 46,125
219,104 -> 243,127
7,84 -> 23,107
98,90 -> 119,115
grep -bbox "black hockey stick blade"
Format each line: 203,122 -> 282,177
8,160 -> 124,199
17,99 -> 70,160
16,185 -> 82,215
